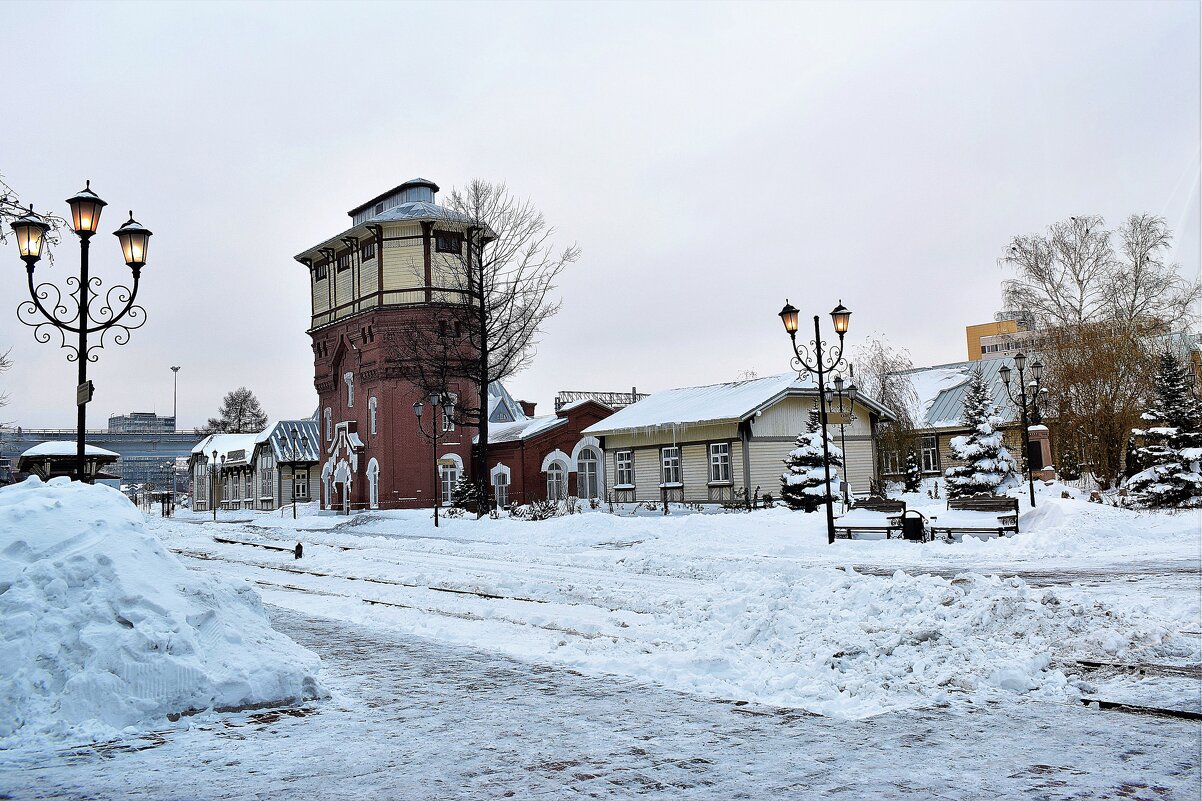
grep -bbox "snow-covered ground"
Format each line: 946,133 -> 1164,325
0,479 -> 324,748
2,478 -> 1198,798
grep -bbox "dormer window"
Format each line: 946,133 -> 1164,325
435,233 -> 462,255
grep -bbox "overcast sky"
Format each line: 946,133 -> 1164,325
1,0 -> 1197,429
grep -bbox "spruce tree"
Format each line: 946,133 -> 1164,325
1126,351 -> 1202,508
944,370 -> 1020,499
780,405 -> 843,512
903,449 -> 922,493
451,474 -> 483,511
203,387 -> 268,434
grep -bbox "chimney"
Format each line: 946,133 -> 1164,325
519,400 -> 536,417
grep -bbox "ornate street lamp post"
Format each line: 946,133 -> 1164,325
998,352 -> 1047,508
414,392 -> 455,527
11,182 -> 151,483
211,449 -> 220,522
824,373 -> 859,505
779,300 -> 852,544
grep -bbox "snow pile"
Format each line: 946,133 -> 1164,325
0,477 -> 324,743
558,567 -> 1185,718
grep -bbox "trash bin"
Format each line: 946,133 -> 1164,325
901,509 -> 928,542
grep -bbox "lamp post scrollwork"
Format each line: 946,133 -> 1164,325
10,182 -> 152,483
778,300 -> 853,545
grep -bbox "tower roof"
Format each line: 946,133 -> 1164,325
347,178 -> 441,217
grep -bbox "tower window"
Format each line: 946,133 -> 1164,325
315,262 -> 328,280
337,252 -> 351,272
361,241 -> 376,260
435,233 -> 462,254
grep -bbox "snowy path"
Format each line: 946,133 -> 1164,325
5,607 -> 1199,800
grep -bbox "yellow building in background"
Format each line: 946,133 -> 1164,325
966,320 -> 1023,360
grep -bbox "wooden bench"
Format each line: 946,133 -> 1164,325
929,496 -> 1020,540
834,498 -> 905,540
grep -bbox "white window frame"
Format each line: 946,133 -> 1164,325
546,464 -> 566,501
577,448 -> 601,499
709,442 -> 731,483
344,372 -> 354,408
325,408 -> 332,441
493,472 -> 509,509
615,450 -> 633,487
921,435 -> 939,473
661,447 -> 681,485
368,396 -> 378,435
293,470 -> 309,500
442,396 -> 456,433
367,458 -> 380,510
440,463 -> 458,506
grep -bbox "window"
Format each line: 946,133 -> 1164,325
577,449 -> 600,500
440,464 -> 458,506
435,233 -> 462,254
661,447 -> 681,485
369,397 -> 378,435
493,472 -> 509,509
921,435 -> 939,472
883,450 -> 901,474
344,372 -> 354,408
442,400 -> 455,433
546,464 -> 566,501
244,473 -> 252,500
375,202 -> 384,215
293,471 -> 309,499
361,241 -> 376,260
616,451 -> 633,486
261,468 -> 272,498
325,408 -> 332,441
709,443 -> 731,483
315,261 -> 328,280
336,252 -> 351,272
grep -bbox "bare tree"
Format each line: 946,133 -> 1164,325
1001,214 -> 1199,330
1000,215 -> 1113,328
1039,322 -> 1157,488
394,180 -> 578,515
850,335 -> 920,469
1107,214 -> 1201,329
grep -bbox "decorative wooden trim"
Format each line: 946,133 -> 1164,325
421,221 -> 433,302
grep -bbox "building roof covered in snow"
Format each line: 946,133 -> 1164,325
21,441 -> 120,459
582,373 -> 896,436
257,420 -> 323,463
488,382 -> 529,424
898,357 -> 1021,430
190,433 -> 260,466
484,414 -> 567,444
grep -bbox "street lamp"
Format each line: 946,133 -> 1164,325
824,373 -> 859,506
414,391 -> 455,527
779,299 -> 853,544
211,449 -> 220,522
171,366 -> 181,428
11,182 -> 152,483
998,353 -> 1047,508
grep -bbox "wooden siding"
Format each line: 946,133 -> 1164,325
382,241 -> 424,290
751,396 -> 874,438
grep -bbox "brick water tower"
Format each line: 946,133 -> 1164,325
295,179 -> 480,512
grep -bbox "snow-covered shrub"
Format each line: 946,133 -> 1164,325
780,405 -> 843,512
450,475 -> 482,513
944,370 -> 1020,499
442,506 -> 465,519
1058,449 -> 1082,482
1126,350 -> 1202,508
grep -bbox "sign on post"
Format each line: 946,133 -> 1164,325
76,380 -> 94,406
827,411 -> 852,426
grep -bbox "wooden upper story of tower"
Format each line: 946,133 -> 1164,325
295,178 -> 477,332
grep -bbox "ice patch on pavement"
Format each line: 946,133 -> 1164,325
0,477 -> 325,744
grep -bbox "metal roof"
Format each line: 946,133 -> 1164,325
900,357 -> 1020,429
